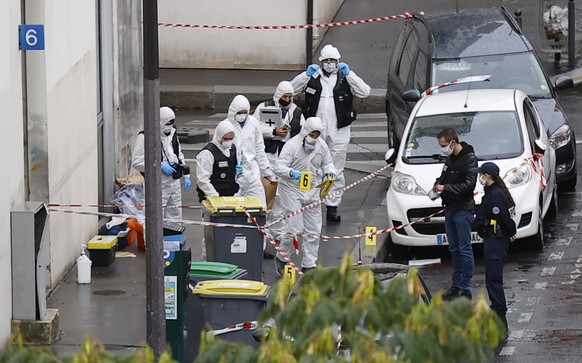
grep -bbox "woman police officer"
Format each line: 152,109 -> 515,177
471,162 -> 516,336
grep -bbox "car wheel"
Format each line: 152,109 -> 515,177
386,233 -> 411,262
547,180 -> 559,219
526,201 -> 544,250
558,174 -> 577,192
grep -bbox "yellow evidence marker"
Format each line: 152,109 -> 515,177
284,264 -> 297,285
365,226 -> 377,246
299,171 -> 312,191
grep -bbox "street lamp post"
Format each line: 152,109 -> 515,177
142,0 -> 166,359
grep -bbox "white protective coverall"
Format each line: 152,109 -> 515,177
132,106 -> 189,220
290,45 -> 370,207
253,81 -> 305,168
195,120 -> 238,197
226,95 -> 276,208
274,117 -> 336,269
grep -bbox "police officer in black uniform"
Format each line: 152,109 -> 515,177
471,162 -> 516,336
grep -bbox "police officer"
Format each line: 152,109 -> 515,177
195,120 -> 242,201
291,44 -> 370,222
471,162 -> 516,336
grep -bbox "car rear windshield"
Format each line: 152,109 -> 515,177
403,111 -> 524,164
432,52 -> 551,99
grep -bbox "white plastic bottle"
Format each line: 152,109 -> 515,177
77,245 -> 92,284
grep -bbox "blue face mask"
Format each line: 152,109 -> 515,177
303,138 -> 316,153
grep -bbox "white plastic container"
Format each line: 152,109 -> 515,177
77,245 -> 92,284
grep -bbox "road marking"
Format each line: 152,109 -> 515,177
518,312 -> 533,323
499,346 -> 516,356
510,330 -> 524,339
567,223 -> 579,231
556,237 -> 573,246
549,252 -> 564,261
541,267 -> 556,276
526,297 -> 541,305
535,282 -> 548,289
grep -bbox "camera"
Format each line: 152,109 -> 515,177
171,163 -> 190,179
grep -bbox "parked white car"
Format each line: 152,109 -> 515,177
385,89 -> 557,251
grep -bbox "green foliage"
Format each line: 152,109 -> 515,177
0,335 -> 177,363
196,253 -> 505,363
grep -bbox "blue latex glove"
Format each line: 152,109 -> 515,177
338,62 -> 350,75
235,164 -> 243,176
290,169 -> 301,180
183,178 -> 191,191
161,162 -> 176,176
328,173 -> 337,180
306,64 -> 320,77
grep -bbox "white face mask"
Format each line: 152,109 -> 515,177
303,139 -> 316,153
479,175 -> 488,186
162,126 -> 173,135
234,114 -> 248,123
305,135 -> 317,145
440,141 -> 453,156
220,140 -> 233,150
322,62 -> 338,74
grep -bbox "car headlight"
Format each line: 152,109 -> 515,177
549,124 -> 571,149
504,163 -> 532,188
391,171 -> 426,195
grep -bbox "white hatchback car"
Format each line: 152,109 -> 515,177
385,89 -> 557,251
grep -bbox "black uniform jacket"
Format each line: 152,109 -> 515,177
435,142 -> 478,211
473,183 -> 517,239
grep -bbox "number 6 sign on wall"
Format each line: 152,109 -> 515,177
19,24 -> 45,51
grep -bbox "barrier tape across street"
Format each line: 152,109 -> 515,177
158,12 -> 421,30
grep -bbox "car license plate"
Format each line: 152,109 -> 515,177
436,232 -> 482,245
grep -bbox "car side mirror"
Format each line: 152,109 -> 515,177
534,139 -> 547,155
554,76 -> 573,91
402,89 -> 421,102
385,149 -> 396,165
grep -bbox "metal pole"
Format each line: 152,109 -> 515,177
568,0 -> 576,68
306,0 -> 314,67
143,0 -> 165,358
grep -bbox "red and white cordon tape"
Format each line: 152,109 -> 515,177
158,12 -> 421,30
47,203 -> 202,210
244,208 -> 304,276
503,152 -> 547,188
266,164 -> 391,229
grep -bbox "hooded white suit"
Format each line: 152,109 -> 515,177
225,95 -> 276,207
274,117 -> 336,268
132,107 -> 189,220
195,120 -> 238,197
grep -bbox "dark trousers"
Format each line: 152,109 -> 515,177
484,235 -> 510,322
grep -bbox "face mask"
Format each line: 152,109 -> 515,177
279,98 -> 291,107
220,140 -> 233,150
162,126 -> 173,135
234,114 -> 248,123
479,175 -> 488,186
322,62 -> 338,74
440,142 -> 453,156
305,136 -> 317,145
303,139 -> 316,153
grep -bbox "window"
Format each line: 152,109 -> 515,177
398,30 -> 419,85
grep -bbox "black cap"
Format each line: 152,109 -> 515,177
470,162 -> 500,176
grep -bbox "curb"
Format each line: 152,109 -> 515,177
161,85 -> 388,114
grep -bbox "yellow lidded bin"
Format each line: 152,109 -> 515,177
87,235 -> 117,266
202,196 -> 266,281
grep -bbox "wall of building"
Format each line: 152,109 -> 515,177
158,0 -> 343,69
0,0 -> 25,347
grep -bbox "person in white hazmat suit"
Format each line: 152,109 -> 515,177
226,95 -> 277,207
291,44 -> 370,223
132,106 -> 191,220
253,81 -> 305,253
195,120 -> 242,201
274,117 -> 336,275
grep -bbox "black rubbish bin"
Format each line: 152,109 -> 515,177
202,196 -> 266,281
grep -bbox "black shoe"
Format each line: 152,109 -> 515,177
444,287 -> 472,301
301,267 -> 316,274
442,286 -> 460,299
263,250 -> 275,259
326,206 -> 341,223
275,258 -> 286,277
